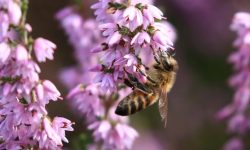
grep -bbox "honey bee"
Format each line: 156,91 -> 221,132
115,51 -> 178,126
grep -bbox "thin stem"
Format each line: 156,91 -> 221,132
20,0 -> 29,45
21,0 -> 29,26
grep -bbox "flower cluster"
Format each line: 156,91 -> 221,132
57,0 -> 177,149
56,5 -> 139,149
68,85 -> 138,149
217,12 -> 250,150
0,0 -> 73,149
56,7 -> 103,89
91,0 -> 176,92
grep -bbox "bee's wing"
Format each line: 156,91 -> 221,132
158,87 -> 168,127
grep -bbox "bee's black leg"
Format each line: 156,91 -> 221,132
123,68 -> 152,93
124,79 -> 135,90
136,66 -> 157,85
123,68 -> 139,83
154,56 -> 161,64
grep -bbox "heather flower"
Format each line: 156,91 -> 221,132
58,0 -> 177,149
33,117 -> 73,149
67,84 -> 104,121
91,0 -> 176,91
56,7 -> 103,89
34,37 -> 56,62
7,1 -> 22,25
217,12 -> 250,150
0,0 -> 73,149
16,45 -> 29,61
0,42 -> 10,63
224,138 -> 244,150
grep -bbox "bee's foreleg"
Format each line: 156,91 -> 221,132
136,66 -> 157,86
123,68 -> 139,82
154,55 -> 161,64
124,79 -> 135,90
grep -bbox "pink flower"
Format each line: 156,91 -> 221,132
224,138 -> 244,150
228,114 -> 247,134
0,13 -> 9,41
122,6 -> 143,31
42,80 -> 61,102
108,31 -> 122,46
7,1 -> 21,25
67,84 -> 104,121
0,1 -> 73,149
88,119 -> 138,150
34,38 -> 56,62
131,31 -> 151,46
231,12 -> 250,32
51,117 -> 74,143
0,42 -> 10,63
143,4 -> 163,23
33,117 -> 73,149
218,12 -> 250,150
94,71 -> 118,92
15,45 -> 29,61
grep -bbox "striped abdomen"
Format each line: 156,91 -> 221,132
115,90 -> 160,116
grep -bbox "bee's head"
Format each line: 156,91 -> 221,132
154,50 -> 178,72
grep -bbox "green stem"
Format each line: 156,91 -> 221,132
20,0 -> 29,45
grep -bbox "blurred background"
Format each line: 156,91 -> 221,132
27,0 -> 250,149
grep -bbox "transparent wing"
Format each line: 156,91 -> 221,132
158,87 -> 168,127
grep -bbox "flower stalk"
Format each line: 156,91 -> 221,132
0,0 -> 73,149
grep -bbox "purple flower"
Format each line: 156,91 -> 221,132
0,13 -> 9,41
7,1 -> 22,25
88,106 -> 138,150
0,0 -> 73,149
33,117 -> 73,149
224,138 -> 244,150
0,42 -> 10,63
218,12 -> 250,150
131,31 -> 151,46
58,0 -> 177,149
15,45 -> 29,61
67,84 -> 104,122
56,8 -> 103,89
34,38 -> 56,62
122,6 -> 143,31
35,80 -> 61,105
143,4 -> 163,23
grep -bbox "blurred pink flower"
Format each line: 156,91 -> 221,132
218,12 -> 250,150
224,138 -> 244,150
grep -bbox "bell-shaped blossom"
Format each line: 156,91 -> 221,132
34,38 -> 56,62
0,42 -> 10,63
